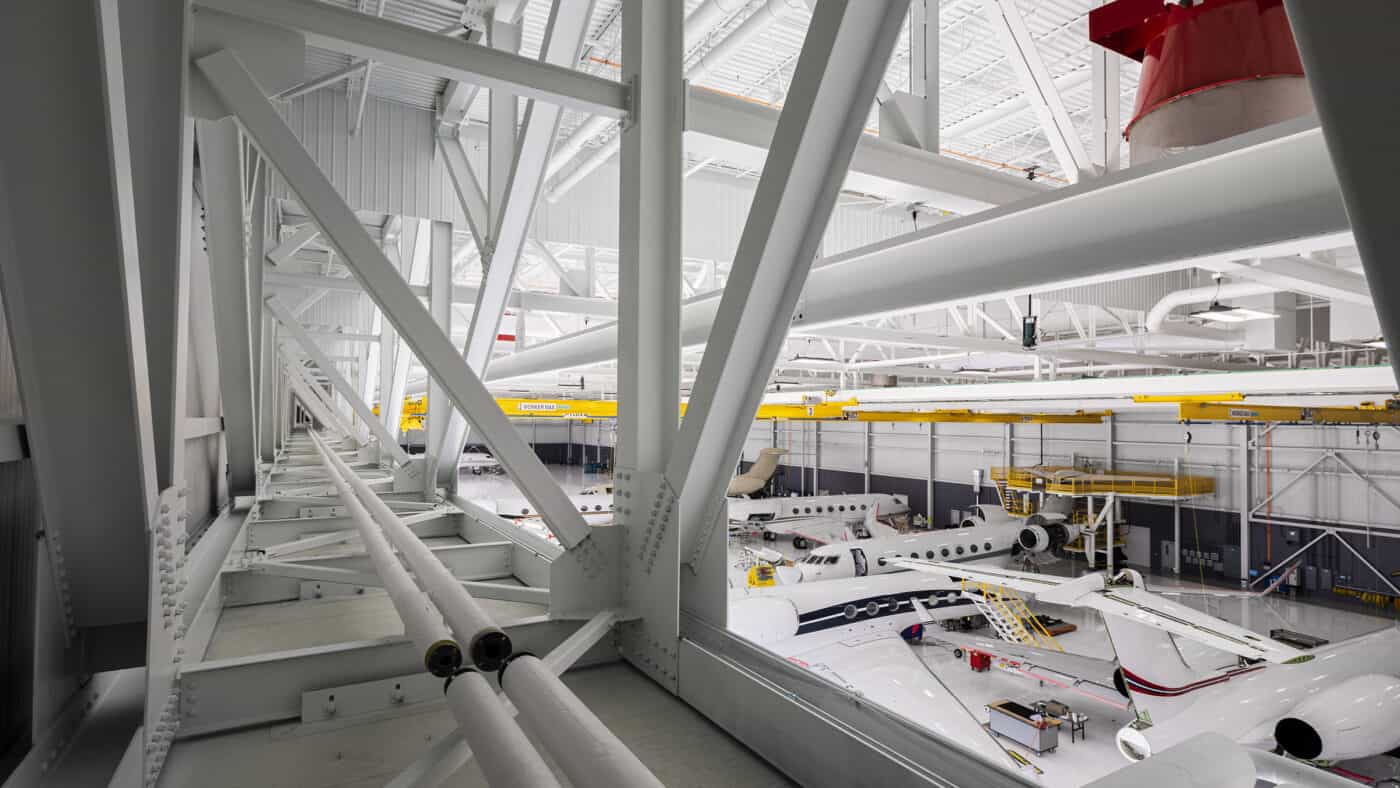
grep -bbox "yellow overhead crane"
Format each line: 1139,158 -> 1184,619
1176,399 -> 1400,425
852,409 -> 1108,424
375,397 -> 1108,433
378,396 -> 858,432
1130,393 -> 1400,425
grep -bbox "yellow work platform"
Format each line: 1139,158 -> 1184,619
992,465 -> 1215,500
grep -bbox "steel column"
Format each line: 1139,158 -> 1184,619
0,0 -> 160,633
198,50 -> 590,546
197,119 -> 260,493
1283,0 -> 1400,386
668,0 -> 910,622
123,0 -> 195,492
614,0 -> 685,689
1172,456 -> 1181,575
427,220 -> 453,488
434,0 -> 599,488
1239,425 -> 1251,585
384,219 -> 431,440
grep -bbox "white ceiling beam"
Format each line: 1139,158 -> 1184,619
194,0 -> 629,117
984,0 -> 1093,181
264,270 -> 619,318
266,222 -> 320,266
530,238 -> 584,296
1216,256 -> 1374,306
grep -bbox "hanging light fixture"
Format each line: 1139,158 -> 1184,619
1189,301 -> 1280,323
1188,274 -> 1278,323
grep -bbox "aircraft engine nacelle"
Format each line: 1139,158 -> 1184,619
1018,515 -> 1069,554
1274,673 -> 1400,761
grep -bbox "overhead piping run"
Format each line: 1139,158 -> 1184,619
314,431 -> 511,670
308,432 -> 562,788
316,432 -> 662,786
1144,281 -> 1276,332
487,117 -> 1349,383
545,0 -> 807,201
309,434 -> 463,678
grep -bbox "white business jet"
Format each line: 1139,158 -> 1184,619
890,559 -> 1400,767
729,492 -> 909,549
729,573 -> 1034,778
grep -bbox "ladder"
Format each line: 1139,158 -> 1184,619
994,477 -> 1011,509
963,581 -> 1064,652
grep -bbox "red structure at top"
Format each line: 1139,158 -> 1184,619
1089,0 -> 1305,139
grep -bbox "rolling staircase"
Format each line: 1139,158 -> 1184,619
962,581 -> 1064,652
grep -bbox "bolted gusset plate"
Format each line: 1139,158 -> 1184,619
616,468 -> 681,692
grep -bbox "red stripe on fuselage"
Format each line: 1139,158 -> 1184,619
1121,665 -> 1264,697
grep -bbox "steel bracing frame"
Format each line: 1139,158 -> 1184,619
39,0 -> 1389,783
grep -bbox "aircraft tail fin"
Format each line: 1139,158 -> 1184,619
1101,615 -> 1217,724
727,448 -> 788,496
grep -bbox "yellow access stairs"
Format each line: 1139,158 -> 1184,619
962,581 -> 1064,653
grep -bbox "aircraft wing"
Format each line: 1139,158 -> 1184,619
891,559 -> 1307,665
759,515 -> 854,544
920,630 -> 1128,710
783,632 -> 1036,779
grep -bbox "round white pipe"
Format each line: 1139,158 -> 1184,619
682,0 -> 750,51
546,135 -> 622,201
1144,281 -> 1277,331
310,435 -> 463,677
444,671 -> 561,788
316,435 -> 512,669
545,115 -> 616,179
547,0 -> 807,201
688,0 -> 806,83
500,654 -> 664,788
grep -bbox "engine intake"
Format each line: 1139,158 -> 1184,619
1018,518 -> 1068,553
1274,673 -> 1400,761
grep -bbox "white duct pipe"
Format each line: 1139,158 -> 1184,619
315,433 -> 512,670
444,671 -> 562,788
499,654 -> 665,788
1144,281 -> 1276,332
546,0 -> 807,201
310,434 -> 463,677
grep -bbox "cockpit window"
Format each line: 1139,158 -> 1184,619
826,556 -> 838,564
